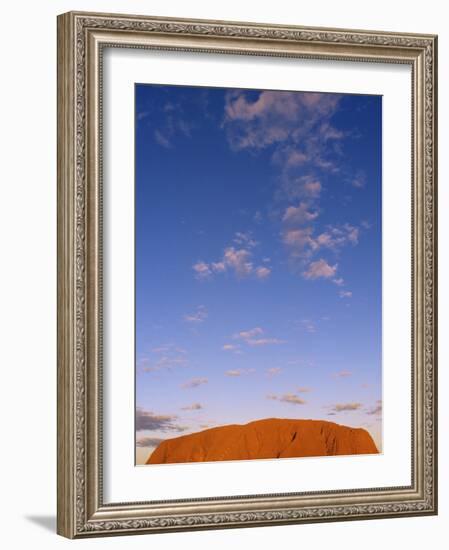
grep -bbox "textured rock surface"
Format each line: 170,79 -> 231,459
146,418 -> 379,464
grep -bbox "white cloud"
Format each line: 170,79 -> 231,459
339,290 -> 353,298
184,305 -> 208,323
302,259 -> 337,280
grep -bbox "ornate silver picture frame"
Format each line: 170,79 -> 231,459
57,11 -> 437,538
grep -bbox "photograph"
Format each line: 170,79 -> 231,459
135,84 -> 382,466
55,10 -> 437,537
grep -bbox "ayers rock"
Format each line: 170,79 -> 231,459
146,418 -> 378,464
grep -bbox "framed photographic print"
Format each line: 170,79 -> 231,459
57,11 -> 438,538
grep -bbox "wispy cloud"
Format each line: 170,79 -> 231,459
222,343 -> 240,352
136,436 -> 165,448
248,338 -> 285,346
300,319 -> 316,333
233,327 -> 263,340
233,231 -> 258,248
152,101 -> 193,148
333,370 -> 352,378
180,377 -> 208,389
255,266 -> 272,279
180,402 -> 203,411
184,305 -> 208,323
339,290 -> 353,298
233,327 -> 285,346
329,402 -> 362,413
366,400 -> 382,416
267,392 -> 307,405
225,368 -> 256,377
266,367 -> 282,377
136,408 -> 187,432
351,170 -> 366,188
296,386 -> 311,393
140,354 -> 188,373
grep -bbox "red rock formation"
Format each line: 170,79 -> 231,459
146,418 -> 378,464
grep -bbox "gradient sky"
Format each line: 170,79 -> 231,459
135,83 -> 382,465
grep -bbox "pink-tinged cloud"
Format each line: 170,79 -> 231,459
224,90 -> 341,152
302,180 -> 322,198
192,261 -> 212,279
222,343 -> 239,351
302,259 -> 338,280
223,247 -> 253,276
282,202 -> 319,225
286,149 -> 309,167
193,237 -> 271,281
282,227 -> 314,249
255,266 -> 271,279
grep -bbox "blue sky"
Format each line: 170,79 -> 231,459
135,84 -> 382,464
